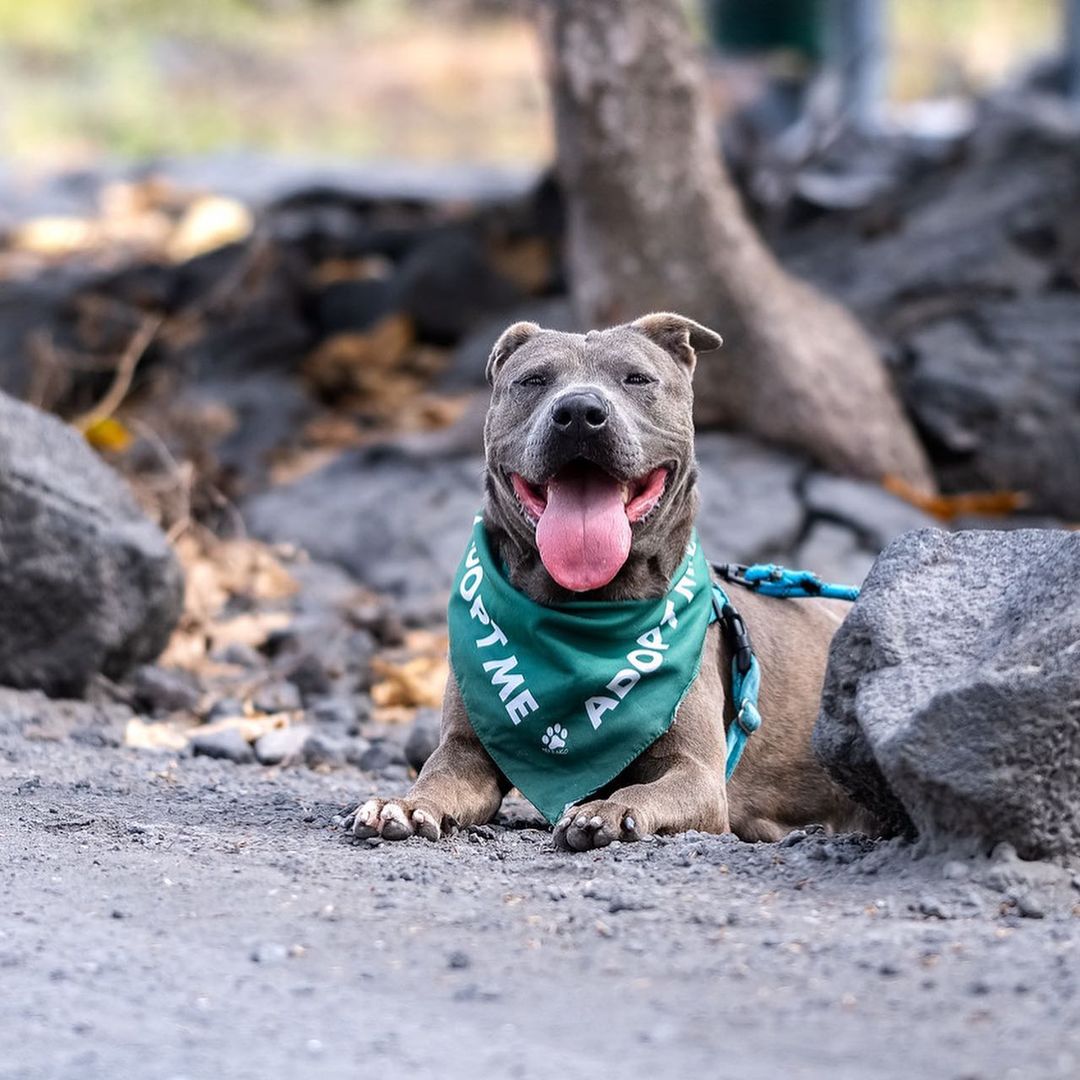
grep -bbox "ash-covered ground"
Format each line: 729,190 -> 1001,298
3,706 -> 1079,1080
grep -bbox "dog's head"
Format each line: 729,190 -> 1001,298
482,313 -> 722,596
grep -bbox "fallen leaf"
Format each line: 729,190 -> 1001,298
370,655 -> 448,709
166,195 -> 254,262
883,475 -> 1030,520
83,415 -> 133,452
209,611 -> 292,651
125,718 -> 188,752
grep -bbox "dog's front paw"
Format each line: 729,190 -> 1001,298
347,798 -> 444,842
554,801 -> 642,852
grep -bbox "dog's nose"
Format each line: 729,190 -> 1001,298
550,391 -> 609,436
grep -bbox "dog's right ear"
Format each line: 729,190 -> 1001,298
486,321 -> 541,384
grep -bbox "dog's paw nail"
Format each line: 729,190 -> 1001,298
574,814 -> 588,828
623,816 -> 636,833
557,817 -> 571,830
590,816 -> 604,829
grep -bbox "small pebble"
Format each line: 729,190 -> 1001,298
254,725 -> 312,766
212,643 -> 263,669
447,950 -> 471,970
918,895 -> 948,919
192,728 -> 254,765
309,697 -> 358,729
404,709 -> 441,772
132,666 -> 201,715
205,698 -> 245,722
358,741 -> 408,773
252,681 -> 303,714
1016,892 -> 1046,919
303,734 -> 345,769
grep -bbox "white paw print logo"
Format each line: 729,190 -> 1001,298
542,724 -> 568,753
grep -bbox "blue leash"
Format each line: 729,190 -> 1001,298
708,562 -> 860,779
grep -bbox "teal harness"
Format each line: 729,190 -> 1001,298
709,563 -> 860,779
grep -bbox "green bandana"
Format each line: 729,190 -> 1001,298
447,516 -> 714,824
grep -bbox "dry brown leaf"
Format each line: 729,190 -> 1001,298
883,475 -> 1030,521
488,235 -> 554,293
302,315 -> 414,399
166,195 -> 254,263
209,611 -> 292,651
12,216 -> 99,256
196,712 -> 293,742
125,718 -> 189,752
157,625 -> 209,670
268,447 -> 347,488
372,705 -> 421,726
370,655 -> 448,709
403,629 -> 449,654
310,255 -> 394,287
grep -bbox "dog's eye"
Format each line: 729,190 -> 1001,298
518,372 -> 548,387
625,372 -> 654,385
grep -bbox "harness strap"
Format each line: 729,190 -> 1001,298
715,561 -> 861,603
708,563 -> 860,780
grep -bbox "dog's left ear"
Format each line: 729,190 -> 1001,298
630,312 -> 723,376
487,321 -> 541,384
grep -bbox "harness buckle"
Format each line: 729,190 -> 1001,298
721,602 -> 754,675
714,562 -> 750,587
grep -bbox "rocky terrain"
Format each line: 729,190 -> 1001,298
4,706 -> 1080,1080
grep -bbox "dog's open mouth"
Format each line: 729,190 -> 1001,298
510,460 -> 670,592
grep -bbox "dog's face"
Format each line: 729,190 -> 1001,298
483,313 -> 722,594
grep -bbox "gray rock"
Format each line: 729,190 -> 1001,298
192,727 -> 254,764
254,725 -> 312,766
206,697 -> 245,722
900,308 -> 1080,517
131,665 -> 201,715
245,447 -> 483,611
694,433 -> 805,561
814,528 -> 1080,858
308,697 -> 360,730
404,708 -> 441,772
302,734 -> 345,769
358,740 -> 408,774
211,643 -> 263,669
284,653 -> 333,702
0,392 -> 184,697
802,473 -> 938,551
793,522 -> 876,588
251,681 -> 302,714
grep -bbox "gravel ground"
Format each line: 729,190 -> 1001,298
3,718 -> 1079,1080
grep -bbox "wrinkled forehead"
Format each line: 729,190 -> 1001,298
499,326 -> 675,381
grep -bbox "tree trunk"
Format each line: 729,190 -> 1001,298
538,0 -> 934,490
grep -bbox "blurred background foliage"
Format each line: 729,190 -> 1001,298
0,0 -> 1061,168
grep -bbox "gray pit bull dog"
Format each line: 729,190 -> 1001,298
351,313 -> 880,850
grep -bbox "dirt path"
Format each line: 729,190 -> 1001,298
3,729 -> 1079,1080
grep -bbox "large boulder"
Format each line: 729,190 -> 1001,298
814,528 -> 1080,858
0,393 -> 184,696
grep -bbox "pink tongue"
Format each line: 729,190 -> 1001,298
536,468 -> 631,592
